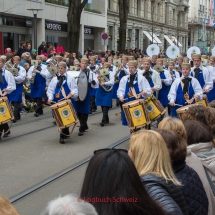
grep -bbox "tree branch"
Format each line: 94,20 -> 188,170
81,0 -> 88,11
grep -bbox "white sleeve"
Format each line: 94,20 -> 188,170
105,72 -> 114,86
139,76 -> 152,97
5,71 -> 16,94
192,78 -> 203,100
68,76 -> 78,99
40,66 -> 51,79
124,67 -> 130,75
27,66 -> 34,80
163,70 -> 172,86
203,68 -> 213,90
91,72 -> 99,88
117,76 -> 127,99
168,79 -> 180,103
46,78 -> 56,100
15,66 -> 26,83
152,71 -> 162,91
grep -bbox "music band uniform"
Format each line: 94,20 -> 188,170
207,56 -> 215,102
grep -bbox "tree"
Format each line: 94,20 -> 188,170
67,0 -> 88,55
118,0 -> 129,54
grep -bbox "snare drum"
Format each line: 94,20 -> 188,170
51,99 -> 78,129
122,99 -> 151,130
145,95 -> 166,121
0,97 -> 14,124
176,104 -> 199,120
196,94 -> 208,107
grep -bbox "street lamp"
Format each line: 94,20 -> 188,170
27,9 -> 43,49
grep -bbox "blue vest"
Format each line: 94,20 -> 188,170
0,70 -> 9,100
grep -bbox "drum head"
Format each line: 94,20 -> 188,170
77,71 -> 88,101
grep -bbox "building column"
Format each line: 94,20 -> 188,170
114,22 -> 118,51
160,30 -> 164,51
132,27 -> 135,49
78,24 -> 84,54
35,18 -> 45,50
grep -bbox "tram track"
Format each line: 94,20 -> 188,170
9,135 -> 130,203
4,106 -> 120,141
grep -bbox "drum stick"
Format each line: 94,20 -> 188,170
174,104 -> 183,107
123,93 -> 142,101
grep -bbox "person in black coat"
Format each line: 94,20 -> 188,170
129,130 -> 189,215
17,41 -> 26,57
38,41 -> 47,55
157,129 -> 209,215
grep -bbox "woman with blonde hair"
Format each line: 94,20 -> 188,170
158,117 -> 215,215
158,116 -> 187,139
129,130 -> 188,215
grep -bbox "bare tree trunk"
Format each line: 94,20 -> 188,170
118,0 -> 129,54
67,0 -> 88,55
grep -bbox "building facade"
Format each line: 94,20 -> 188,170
107,0 -> 189,52
188,0 -> 215,53
0,0 -> 107,54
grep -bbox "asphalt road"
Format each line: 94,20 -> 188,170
0,105 -> 131,215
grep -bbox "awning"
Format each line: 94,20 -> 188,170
171,36 -> 183,47
164,35 -> 175,46
143,31 -> 162,44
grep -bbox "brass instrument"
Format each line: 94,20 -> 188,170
46,57 -> 58,75
30,60 -> 39,84
98,68 -> 113,92
5,59 -> 19,77
114,64 -> 122,83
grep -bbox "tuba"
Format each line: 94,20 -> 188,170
114,64 -> 122,83
97,68 -> 113,92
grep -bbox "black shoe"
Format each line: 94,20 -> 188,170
23,106 -> 30,111
116,101 -> 120,107
100,122 -> 104,127
34,113 -> 39,117
59,137 -> 65,144
12,119 -> 17,123
103,121 -> 109,125
89,111 -> 92,114
53,121 -> 56,125
78,131 -> 84,136
40,112 -> 43,115
92,109 -> 96,112
84,125 -> 89,131
3,131 -> 11,138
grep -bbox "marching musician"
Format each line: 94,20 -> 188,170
108,57 -> 117,74
168,63 -> 203,117
88,56 -> 99,114
156,59 -> 172,108
10,56 -> 26,122
75,58 -> 98,136
162,58 -> 168,70
191,54 -> 213,94
47,62 -> 78,144
117,60 -> 151,126
176,56 -> 183,77
206,56 -> 215,102
0,57 -> 16,139
99,58 -> 106,69
168,61 -> 180,81
27,55 -> 51,117
96,62 -> 114,126
138,58 -> 162,97
151,54 -> 158,69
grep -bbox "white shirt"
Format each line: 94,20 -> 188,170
1,69 -> 16,94
87,65 -> 99,89
138,69 -> 162,91
168,76 -> 203,103
27,64 -> 51,80
15,65 -> 26,84
117,73 -> 152,99
207,65 -> 215,83
191,66 -> 213,90
102,71 -> 114,86
168,69 -> 180,81
47,73 -> 78,100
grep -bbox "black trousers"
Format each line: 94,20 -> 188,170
101,106 -> 109,123
34,98 -> 43,114
13,102 -> 21,119
0,123 -> 9,136
90,96 -> 97,111
60,127 -> 69,139
77,112 -> 88,132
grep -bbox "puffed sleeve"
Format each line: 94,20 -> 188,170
5,71 -> 16,94
168,79 -> 180,103
27,66 -> 34,80
152,71 -> 162,91
68,75 -> 78,99
46,77 -> 57,100
139,76 -> 152,97
192,78 -> 203,100
105,72 -> 114,86
117,76 -> 127,99
40,65 -> 52,79
15,66 -> 26,83
203,68 -> 213,90
163,70 -> 172,86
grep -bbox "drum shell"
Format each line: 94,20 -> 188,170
176,104 -> 199,120
122,99 -> 151,129
196,94 -> 208,107
0,97 -> 14,124
51,99 -> 78,129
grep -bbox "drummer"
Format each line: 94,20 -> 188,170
117,60 -> 151,127
168,63 -> 203,117
96,62 -> 114,126
0,57 -> 16,139
74,58 -> 98,136
47,62 -> 78,144
138,58 -> 162,98
191,54 -> 212,96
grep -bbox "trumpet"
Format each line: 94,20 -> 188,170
97,68 -> 113,92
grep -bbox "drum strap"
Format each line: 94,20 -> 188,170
131,87 -> 138,99
61,87 -> 67,99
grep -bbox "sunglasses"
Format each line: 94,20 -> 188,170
94,148 -> 128,155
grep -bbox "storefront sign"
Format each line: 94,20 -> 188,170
46,22 -> 62,31
84,27 -> 94,34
